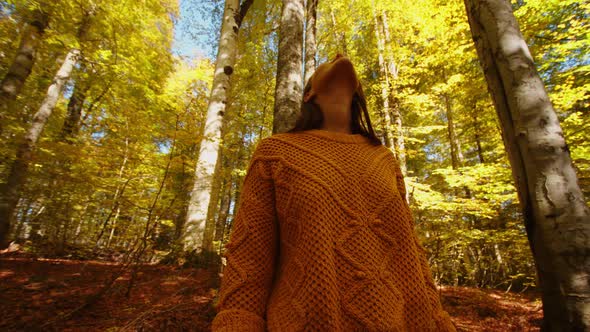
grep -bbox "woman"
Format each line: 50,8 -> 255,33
211,54 -> 457,331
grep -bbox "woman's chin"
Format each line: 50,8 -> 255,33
332,56 -> 354,70
312,58 -> 359,96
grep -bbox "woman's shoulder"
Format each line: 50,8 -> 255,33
257,132 -> 303,150
252,133 -> 297,158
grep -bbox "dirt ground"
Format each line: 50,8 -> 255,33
0,254 -> 542,331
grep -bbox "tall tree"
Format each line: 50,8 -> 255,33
0,8 -> 49,134
463,0 -> 590,329
59,79 -> 87,141
0,50 -> 80,247
303,0 -> 318,85
380,10 -> 406,174
442,94 -> 464,170
0,7 -> 94,248
273,0 -> 305,134
371,0 -> 395,148
183,0 -> 254,252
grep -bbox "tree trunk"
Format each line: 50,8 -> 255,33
0,48 -> 80,248
303,0 -> 318,85
214,143 -> 238,244
106,206 -> 120,249
371,0 -> 395,150
273,0 -> 305,134
60,82 -> 87,141
443,94 -> 464,170
329,8 -> 347,56
201,133 -> 225,252
183,0 -> 244,251
380,11 -> 406,174
217,136 -> 246,247
463,1 -> 590,330
472,106 -> 485,163
214,174 -> 232,243
94,137 -> 129,250
0,9 -> 49,134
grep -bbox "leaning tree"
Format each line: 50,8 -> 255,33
463,0 -> 590,330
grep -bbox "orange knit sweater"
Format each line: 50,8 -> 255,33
211,129 -> 457,331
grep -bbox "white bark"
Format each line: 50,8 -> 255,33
380,11 -> 406,173
0,49 -> 80,247
0,10 -> 49,134
183,0 -> 240,251
371,0 -> 395,149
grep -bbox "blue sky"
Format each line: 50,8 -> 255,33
171,0 -> 219,61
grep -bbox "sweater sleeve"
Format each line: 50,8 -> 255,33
211,140 -> 279,332
392,156 -> 457,331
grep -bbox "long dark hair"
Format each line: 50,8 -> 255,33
286,76 -> 383,146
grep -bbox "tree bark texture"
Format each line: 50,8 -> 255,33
0,48 -> 81,248
0,10 -> 49,135
371,0 -> 395,150
183,0 -> 241,251
273,0 -> 305,134
463,1 -> 590,330
303,0 -> 318,85
380,11 -> 406,174
60,82 -> 87,141
443,94 -> 464,170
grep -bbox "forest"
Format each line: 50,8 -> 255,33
0,0 -> 588,330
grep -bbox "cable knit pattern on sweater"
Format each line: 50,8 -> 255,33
211,129 -> 457,332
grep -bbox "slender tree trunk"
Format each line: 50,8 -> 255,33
380,11 -> 406,174
303,0 -> 318,85
273,0 -> 305,134
0,49 -> 80,248
183,0 -> 253,251
95,137 -> 129,249
106,206 -> 120,249
216,136 -> 246,248
443,94 -> 464,170
60,82 -> 87,141
379,11 -> 399,80
371,0 -> 395,150
73,202 -> 89,244
214,143 -> 238,244
329,8 -> 347,56
464,1 -> 590,329
202,107 -> 233,252
472,107 -> 485,163
214,174 -> 232,243
0,9 -> 49,134
443,93 -> 472,198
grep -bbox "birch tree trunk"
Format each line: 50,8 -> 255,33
380,11 -> 406,174
0,9 -> 49,134
303,0 -> 318,85
0,48 -> 80,248
183,0 -> 242,251
273,0 -> 305,134
463,1 -> 590,329
371,0 -> 395,149
201,141 -> 224,252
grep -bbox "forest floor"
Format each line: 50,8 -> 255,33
0,252 -> 543,331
